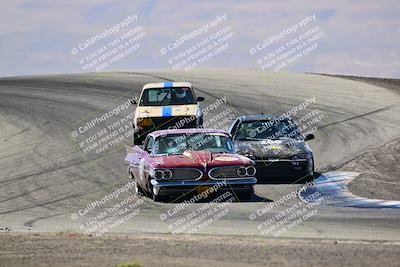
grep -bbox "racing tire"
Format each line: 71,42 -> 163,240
299,158 -> 315,182
148,183 -> 168,202
133,132 -> 144,145
130,171 -> 145,196
235,188 -> 254,201
307,158 -> 316,181
134,181 -> 145,196
198,116 -> 204,128
152,193 -> 168,202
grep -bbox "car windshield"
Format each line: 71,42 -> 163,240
153,133 -> 235,155
140,87 -> 196,106
235,119 -> 301,140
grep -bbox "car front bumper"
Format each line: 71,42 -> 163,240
254,159 -> 313,182
137,116 -> 199,134
150,178 -> 257,196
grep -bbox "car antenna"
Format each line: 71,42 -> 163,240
261,92 -> 264,115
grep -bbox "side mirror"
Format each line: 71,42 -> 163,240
197,96 -> 205,102
305,134 -> 315,141
130,99 -> 137,105
229,129 -> 237,139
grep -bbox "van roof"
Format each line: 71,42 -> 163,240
143,82 -> 192,90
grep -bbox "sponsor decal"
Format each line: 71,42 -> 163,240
162,106 -> 172,117
164,81 -> 173,87
270,145 -> 282,151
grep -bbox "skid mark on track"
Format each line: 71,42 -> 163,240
299,171 -> 400,208
319,104 -> 394,129
1,127 -> 30,142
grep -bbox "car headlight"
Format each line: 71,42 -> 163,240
137,117 -> 152,127
236,166 -> 256,177
246,166 -> 256,176
154,170 -> 163,180
163,169 -> 172,180
291,153 -> 312,160
237,166 -> 247,177
153,169 -> 173,180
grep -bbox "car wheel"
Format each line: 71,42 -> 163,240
133,132 -> 144,145
152,193 -> 167,202
130,171 -> 145,196
134,181 -> 145,196
198,116 -> 204,128
148,184 -> 167,202
237,192 -> 252,201
235,188 -> 254,201
308,157 -> 316,180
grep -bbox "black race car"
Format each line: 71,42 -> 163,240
228,114 -> 315,183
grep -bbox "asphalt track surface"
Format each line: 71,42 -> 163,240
1,69 -> 400,242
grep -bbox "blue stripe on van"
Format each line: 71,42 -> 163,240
164,82 -> 173,88
162,106 -> 172,117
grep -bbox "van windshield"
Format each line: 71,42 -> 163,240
140,87 -> 196,106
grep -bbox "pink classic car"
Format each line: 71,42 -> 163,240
125,128 -> 257,201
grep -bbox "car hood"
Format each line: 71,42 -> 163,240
235,139 -> 311,159
151,150 -> 251,169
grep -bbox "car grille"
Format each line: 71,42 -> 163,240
149,116 -> 197,130
209,166 -> 241,179
254,160 -> 311,180
171,168 -> 202,180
